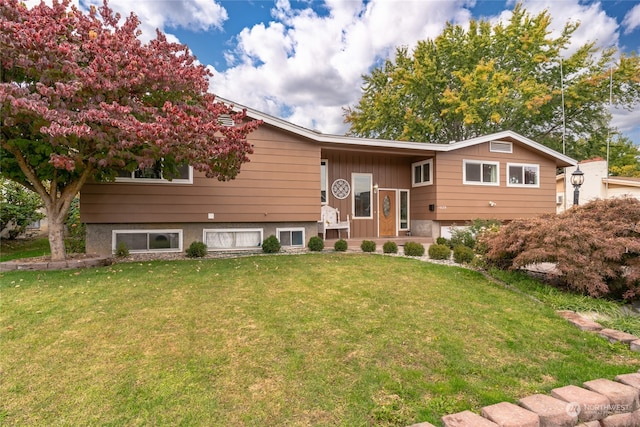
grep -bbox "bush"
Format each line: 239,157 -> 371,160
308,236 -> 324,251
115,241 -> 129,258
0,178 -> 44,239
383,241 -> 398,254
449,228 -> 476,249
334,239 -> 348,252
436,237 -> 450,247
404,241 -> 425,257
262,235 -> 281,253
428,244 -> 451,260
65,197 -> 86,253
453,245 -> 475,264
360,240 -> 376,253
480,198 -> 640,299
186,241 -> 208,258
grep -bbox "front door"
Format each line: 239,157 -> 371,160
379,190 -> 396,237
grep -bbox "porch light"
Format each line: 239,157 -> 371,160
570,166 -> 584,206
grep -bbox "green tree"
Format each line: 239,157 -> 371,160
0,178 -> 44,239
1,0 -> 261,260
345,3 -> 640,164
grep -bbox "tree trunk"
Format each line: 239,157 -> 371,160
48,213 -> 67,261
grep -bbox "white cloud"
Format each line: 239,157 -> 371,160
622,3 -> 640,34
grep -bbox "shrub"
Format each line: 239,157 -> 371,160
404,241 -> 425,257
480,198 -> 640,299
115,241 -> 129,258
436,237 -> 449,247
428,243 -> 451,260
0,178 -> 44,239
383,241 -> 398,254
360,240 -> 376,253
308,236 -> 324,252
186,241 -> 208,258
450,228 -> 476,249
453,245 -> 475,264
334,239 -> 348,252
262,235 -> 281,253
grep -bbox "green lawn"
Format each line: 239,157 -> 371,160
0,237 -> 50,262
1,254 -> 638,426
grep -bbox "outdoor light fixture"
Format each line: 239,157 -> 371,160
570,166 -> 584,206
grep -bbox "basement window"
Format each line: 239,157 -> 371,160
112,230 -> 182,253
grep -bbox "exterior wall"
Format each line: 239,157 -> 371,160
80,124 -> 321,224
430,140 -> 557,221
86,221 -> 317,256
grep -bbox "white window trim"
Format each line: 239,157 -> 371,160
321,159 -> 328,205
490,141 -> 513,153
115,165 -> 193,184
399,189 -> 410,231
463,160 -> 500,186
507,163 -> 540,188
411,159 -> 433,187
276,227 -> 306,248
112,229 -> 183,254
203,228 -> 263,251
352,172 -> 373,219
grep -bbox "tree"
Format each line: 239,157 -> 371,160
0,177 -> 44,239
345,4 -> 640,164
0,0 -> 261,261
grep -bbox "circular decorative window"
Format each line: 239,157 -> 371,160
331,179 -> 350,200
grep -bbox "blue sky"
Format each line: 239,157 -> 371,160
74,0 -> 640,146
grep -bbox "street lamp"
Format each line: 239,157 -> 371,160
570,166 -> 584,206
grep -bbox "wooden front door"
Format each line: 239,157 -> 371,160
379,190 -> 396,237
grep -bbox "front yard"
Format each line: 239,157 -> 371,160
1,253 -> 638,426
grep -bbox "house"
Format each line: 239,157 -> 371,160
557,158 -> 640,213
80,101 -> 576,256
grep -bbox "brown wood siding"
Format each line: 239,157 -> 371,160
430,141 -> 557,221
80,124 -> 321,224
322,150 -> 413,238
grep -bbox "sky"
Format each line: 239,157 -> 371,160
43,0 -> 640,146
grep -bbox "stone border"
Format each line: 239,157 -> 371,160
557,310 -> 640,353
0,255 -> 112,272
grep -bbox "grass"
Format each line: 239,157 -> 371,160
1,254 -> 639,426
0,237 -> 50,262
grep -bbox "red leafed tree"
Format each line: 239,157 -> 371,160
0,0 -> 261,261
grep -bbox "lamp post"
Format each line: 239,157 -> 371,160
570,166 -> 584,206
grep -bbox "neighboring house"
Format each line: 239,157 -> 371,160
556,158 -> 640,213
80,101 -> 576,256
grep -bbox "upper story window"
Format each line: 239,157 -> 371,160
116,161 -> 193,184
490,141 -> 513,153
507,163 -> 540,187
412,159 -> 433,187
463,160 -> 499,186
352,173 -> 372,219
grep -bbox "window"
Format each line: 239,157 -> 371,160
277,228 -> 305,247
204,229 -> 263,250
321,159 -> 328,204
463,160 -> 499,185
507,163 -> 540,187
490,141 -> 513,153
412,159 -> 433,187
399,190 -> 409,230
113,229 -> 182,253
116,161 -> 192,184
352,173 -> 372,218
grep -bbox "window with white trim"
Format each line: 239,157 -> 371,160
490,141 -> 513,153
112,229 -> 182,253
203,229 -> 263,250
412,159 -> 433,187
507,163 -> 540,187
116,161 -> 193,184
352,173 -> 372,219
399,190 -> 410,230
321,159 -> 328,204
277,228 -> 305,247
463,160 -> 499,185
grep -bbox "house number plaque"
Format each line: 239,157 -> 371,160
331,179 -> 350,200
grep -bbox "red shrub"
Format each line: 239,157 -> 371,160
479,198 -> 640,299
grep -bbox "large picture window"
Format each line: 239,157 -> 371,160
112,229 -> 182,253
463,160 -> 499,185
116,161 -> 192,184
204,229 -> 263,250
412,159 -> 433,187
352,173 -> 372,219
507,163 -> 540,187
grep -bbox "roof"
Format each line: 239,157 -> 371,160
603,176 -> 640,188
218,97 -> 577,167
